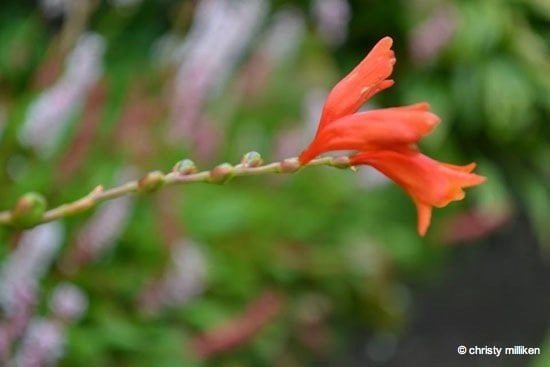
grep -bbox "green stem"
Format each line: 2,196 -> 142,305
0,155 -> 351,228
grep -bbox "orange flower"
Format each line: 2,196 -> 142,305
299,103 -> 440,164
351,149 -> 486,236
300,36 -> 414,164
298,36 -> 486,235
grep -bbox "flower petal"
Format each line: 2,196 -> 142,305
414,199 -> 433,236
299,103 -> 439,164
351,149 -> 486,235
318,36 -> 396,128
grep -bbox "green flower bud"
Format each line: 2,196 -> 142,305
240,151 -> 263,168
173,159 -> 197,175
280,158 -> 300,173
12,192 -> 47,228
209,163 -> 234,184
138,171 -> 165,192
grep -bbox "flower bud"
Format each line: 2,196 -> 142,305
173,159 -> 197,175
138,171 -> 165,192
280,158 -> 301,173
11,192 -> 47,228
209,163 -> 234,184
240,151 -> 263,168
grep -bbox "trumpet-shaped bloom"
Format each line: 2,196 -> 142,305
299,103 -> 440,164
298,36 -> 486,235
351,149 -> 486,236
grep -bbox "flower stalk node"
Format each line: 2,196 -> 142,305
330,156 -> 352,169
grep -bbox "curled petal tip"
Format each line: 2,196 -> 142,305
379,36 -> 394,46
379,79 -> 395,90
318,36 -> 397,126
413,102 -> 430,110
472,174 -> 487,185
441,162 -> 476,173
426,112 -> 441,126
415,200 -> 432,237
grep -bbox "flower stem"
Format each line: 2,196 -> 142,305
0,155 -> 351,228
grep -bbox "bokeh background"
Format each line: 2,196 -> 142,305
0,0 -> 549,366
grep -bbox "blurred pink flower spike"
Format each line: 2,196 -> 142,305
440,207 -> 512,244
409,5 -> 457,64
0,223 -> 64,315
18,33 -> 105,158
168,0 -> 268,140
139,240 -> 207,315
10,318 -> 64,367
49,283 -> 88,324
312,0 -> 351,47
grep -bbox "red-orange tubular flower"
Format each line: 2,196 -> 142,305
351,150 -> 486,236
298,36 -> 486,235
